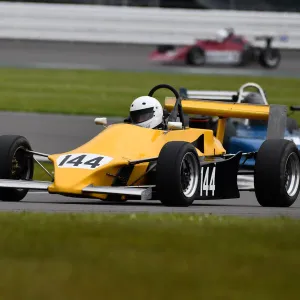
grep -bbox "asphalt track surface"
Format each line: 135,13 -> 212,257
0,111 -> 299,217
0,39 -> 300,216
2,192 -> 300,218
1,39 -> 300,77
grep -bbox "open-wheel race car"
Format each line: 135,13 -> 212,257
150,28 -> 287,69
180,82 -> 300,168
0,84 -> 299,207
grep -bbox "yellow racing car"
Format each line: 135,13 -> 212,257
0,84 -> 299,207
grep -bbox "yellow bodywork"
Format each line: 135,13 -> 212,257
47,123 -> 224,199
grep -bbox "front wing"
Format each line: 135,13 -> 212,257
0,179 -> 153,201
0,152 -> 244,201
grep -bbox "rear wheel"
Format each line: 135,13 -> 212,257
259,48 -> 281,68
186,47 -> 205,66
156,142 -> 200,206
254,139 -> 300,207
0,135 -> 34,201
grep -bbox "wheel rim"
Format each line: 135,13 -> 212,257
192,51 -> 204,64
180,152 -> 199,198
11,146 -> 32,182
264,51 -> 279,66
284,152 -> 300,197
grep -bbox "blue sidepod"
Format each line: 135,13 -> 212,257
226,124 -> 300,167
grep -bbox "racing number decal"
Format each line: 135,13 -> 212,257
200,165 -> 216,196
57,153 -> 113,170
59,155 -> 102,168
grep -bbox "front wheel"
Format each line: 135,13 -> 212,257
254,139 -> 300,207
156,141 -> 200,206
259,48 -> 281,68
186,47 -> 205,66
0,135 -> 34,201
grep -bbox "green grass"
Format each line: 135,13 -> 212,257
0,212 -> 300,300
0,68 -> 299,122
33,162 -> 53,181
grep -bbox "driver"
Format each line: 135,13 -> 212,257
241,92 -> 265,105
126,96 -> 165,129
215,28 -> 230,42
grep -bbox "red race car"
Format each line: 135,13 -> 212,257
149,28 -> 287,69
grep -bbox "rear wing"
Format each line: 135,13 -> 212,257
179,82 -> 268,104
255,35 -> 288,42
253,34 -> 288,49
165,87 -> 287,143
165,97 -> 272,121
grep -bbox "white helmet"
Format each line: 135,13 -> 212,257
129,96 -> 164,129
216,28 -> 229,42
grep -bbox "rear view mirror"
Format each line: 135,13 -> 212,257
94,117 -> 108,125
167,121 -> 183,130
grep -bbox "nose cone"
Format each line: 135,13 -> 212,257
47,152 -> 125,195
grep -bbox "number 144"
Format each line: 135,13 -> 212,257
200,166 -> 216,196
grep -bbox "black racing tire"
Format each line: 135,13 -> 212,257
186,47 -> 205,66
287,117 -> 299,133
254,139 -> 300,207
0,135 -> 34,201
259,48 -> 281,69
156,141 -> 200,207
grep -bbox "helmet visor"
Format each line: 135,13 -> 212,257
130,107 -> 154,124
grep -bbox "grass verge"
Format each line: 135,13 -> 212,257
0,212 -> 299,300
0,68 -> 299,122
33,162 -> 53,181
